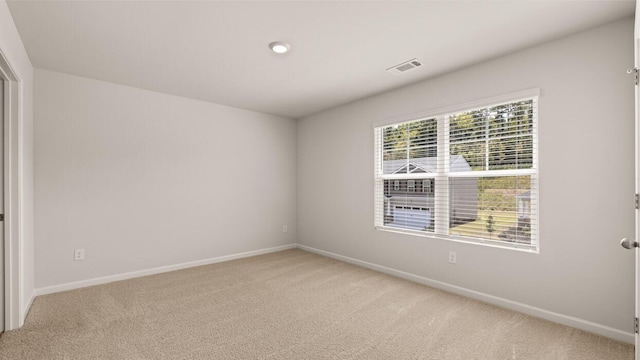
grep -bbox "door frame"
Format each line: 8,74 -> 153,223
0,48 -> 23,331
635,1 -> 640,358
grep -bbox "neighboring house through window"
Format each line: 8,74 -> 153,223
373,89 -> 539,251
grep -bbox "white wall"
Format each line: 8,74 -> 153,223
298,18 -> 635,335
35,69 -> 296,288
0,0 -> 35,325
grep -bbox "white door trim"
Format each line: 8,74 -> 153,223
0,48 -> 23,331
634,1 -> 640,358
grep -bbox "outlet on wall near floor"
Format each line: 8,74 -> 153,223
282,225 -> 288,233
448,251 -> 456,264
74,248 -> 85,261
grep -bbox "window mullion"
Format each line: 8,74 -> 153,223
405,123 -> 410,174
374,127 -> 384,227
435,115 -> 449,235
485,109 -> 489,171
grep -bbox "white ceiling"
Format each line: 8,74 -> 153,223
7,1 -> 635,119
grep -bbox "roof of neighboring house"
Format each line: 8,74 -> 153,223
383,155 -> 471,174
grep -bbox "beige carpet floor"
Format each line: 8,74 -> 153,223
0,249 -> 633,359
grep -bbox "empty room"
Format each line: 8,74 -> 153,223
0,0 -> 639,359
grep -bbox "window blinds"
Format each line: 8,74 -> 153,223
374,95 -> 538,250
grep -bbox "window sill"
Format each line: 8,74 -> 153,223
374,225 -> 539,253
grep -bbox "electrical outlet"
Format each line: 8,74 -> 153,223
74,248 -> 85,261
448,251 -> 456,264
282,225 -> 288,233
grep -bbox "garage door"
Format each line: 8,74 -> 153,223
390,207 -> 431,230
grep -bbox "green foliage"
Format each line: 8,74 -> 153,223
477,176 -> 530,212
449,101 -> 534,171
479,192 -> 513,211
382,119 -> 437,162
521,221 -> 531,237
486,214 -> 495,239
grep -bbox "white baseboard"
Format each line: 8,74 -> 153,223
34,244 -> 297,297
296,244 -> 635,344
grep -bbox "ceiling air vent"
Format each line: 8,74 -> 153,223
386,58 -> 423,75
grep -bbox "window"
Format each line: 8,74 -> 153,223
422,180 -> 432,193
374,90 -> 538,251
407,180 -> 415,192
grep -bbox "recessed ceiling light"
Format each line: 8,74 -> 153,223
269,41 -> 290,54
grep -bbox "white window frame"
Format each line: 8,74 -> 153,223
373,89 -> 539,252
